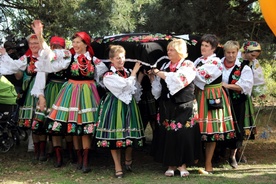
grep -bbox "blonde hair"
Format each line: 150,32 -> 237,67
167,39 -> 188,59
109,45 -> 126,58
223,40 -> 240,51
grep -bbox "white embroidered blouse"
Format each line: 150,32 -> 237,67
221,57 -> 254,95
103,65 -> 142,104
193,54 -> 223,90
151,58 -> 196,100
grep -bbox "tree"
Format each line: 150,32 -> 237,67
143,0 -> 273,42
0,0 -> 157,39
0,0 -> 275,56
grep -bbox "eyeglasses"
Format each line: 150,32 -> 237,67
29,42 -> 39,45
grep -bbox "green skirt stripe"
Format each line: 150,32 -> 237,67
18,78 -> 37,121
33,80 -> 65,124
95,93 -> 145,141
45,80 -> 65,109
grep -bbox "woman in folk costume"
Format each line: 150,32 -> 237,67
31,20 -> 74,167
238,41 -> 266,99
0,28 -> 50,161
193,34 -> 236,174
37,31 -> 107,173
221,40 -> 254,168
95,45 -> 145,178
235,41 -> 266,162
150,39 -> 200,177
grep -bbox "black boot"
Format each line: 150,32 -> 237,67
76,149 -> 83,170
33,142 -> 40,161
66,141 -> 75,163
82,149 -> 91,173
54,146 -> 63,168
39,141 -> 47,161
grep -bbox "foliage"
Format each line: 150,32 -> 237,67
0,0 -> 274,42
261,60 -> 276,98
143,0 -> 273,42
0,0 -> 158,39
1,0 -> 276,83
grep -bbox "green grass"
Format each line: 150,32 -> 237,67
1,106 -> 276,184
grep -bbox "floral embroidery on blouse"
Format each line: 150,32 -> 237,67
51,50 -> 71,62
177,61 -> 195,86
196,58 -> 222,83
94,58 -> 102,65
177,73 -> 189,86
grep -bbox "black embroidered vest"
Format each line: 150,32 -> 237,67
227,60 -> 248,104
160,66 -> 195,103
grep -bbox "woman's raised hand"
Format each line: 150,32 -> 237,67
31,20 -> 43,37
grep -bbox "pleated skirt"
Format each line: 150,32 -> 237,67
47,79 -> 100,135
196,84 -> 236,142
18,77 -> 37,128
243,95 -> 256,139
32,80 -> 65,134
95,92 -> 145,149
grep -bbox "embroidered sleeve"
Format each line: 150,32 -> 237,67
251,59 -> 266,97
165,60 -> 196,95
235,65 -> 254,95
103,72 -> 137,104
35,49 -> 71,72
0,53 -> 27,75
194,57 -> 223,90
93,56 -> 108,83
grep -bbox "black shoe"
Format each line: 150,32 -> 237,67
229,157 -> 238,169
125,160 -> 132,172
82,166 -> 91,173
54,159 -> 63,168
115,171 -> 123,178
39,155 -> 47,162
76,164 -> 82,170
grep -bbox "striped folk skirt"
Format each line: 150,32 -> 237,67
243,95 -> 256,140
32,80 -> 65,134
47,79 -> 100,135
196,83 -> 236,142
18,77 -> 37,128
95,92 -> 145,149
